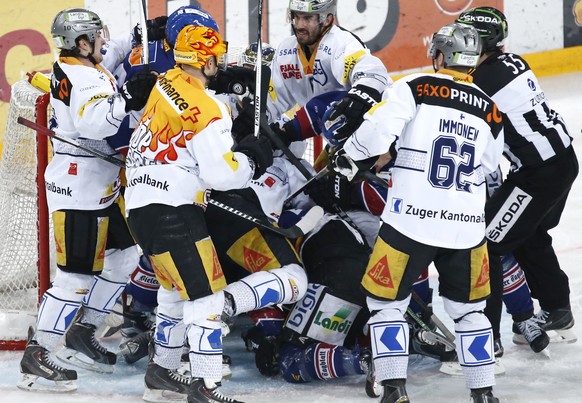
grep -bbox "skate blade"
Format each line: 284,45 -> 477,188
513,330 -> 577,345
439,359 -> 505,376
55,348 -> 115,374
365,378 -> 381,398
142,388 -> 187,403
17,373 -> 77,393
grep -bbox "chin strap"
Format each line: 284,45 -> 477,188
75,43 -> 99,66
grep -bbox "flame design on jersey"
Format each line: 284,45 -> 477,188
173,26 -> 227,68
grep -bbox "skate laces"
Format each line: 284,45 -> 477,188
210,386 -> 237,403
167,368 -> 190,385
40,348 -> 69,372
533,310 -> 550,324
517,318 -> 543,341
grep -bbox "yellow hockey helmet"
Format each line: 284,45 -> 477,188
173,25 -> 227,69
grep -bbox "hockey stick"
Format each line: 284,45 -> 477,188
208,199 -> 323,238
411,290 -> 456,343
253,0 -> 264,137
405,308 -> 456,351
17,117 -> 125,168
283,165 -> 330,207
18,118 -> 322,238
139,0 -> 149,65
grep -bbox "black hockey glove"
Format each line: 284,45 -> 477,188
209,66 -> 256,95
120,70 -> 158,112
268,122 -> 297,150
234,135 -> 273,179
305,173 -> 351,212
331,149 -> 378,181
133,16 -> 169,45
241,326 -> 280,376
231,98 -> 255,142
324,84 -> 382,144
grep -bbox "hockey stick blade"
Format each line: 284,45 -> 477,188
207,199 -> 323,238
411,291 -> 456,343
17,117 -> 125,168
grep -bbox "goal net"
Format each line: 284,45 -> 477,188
0,79 -> 53,349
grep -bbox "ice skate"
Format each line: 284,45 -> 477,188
470,387 -> 499,402
513,306 -> 576,344
120,305 -> 156,342
143,361 -> 191,403
188,378 -> 244,403
17,328 -> 77,393
380,379 -> 410,403
513,317 -> 550,355
118,329 -> 153,364
56,320 -> 117,373
359,348 -> 381,398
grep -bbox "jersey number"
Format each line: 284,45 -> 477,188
502,54 -> 526,75
429,136 -> 475,192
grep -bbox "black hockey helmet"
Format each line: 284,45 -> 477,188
456,7 -> 508,53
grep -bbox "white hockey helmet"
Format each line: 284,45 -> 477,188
51,8 -> 105,50
428,23 -> 482,68
288,0 -> 337,23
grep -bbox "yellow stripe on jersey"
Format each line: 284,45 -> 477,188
52,211 -> 67,267
196,237 -> 227,293
342,50 -> 367,84
79,94 -> 110,117
93,216 -> 109,271
367,100 -> 386,116
361,236 -> 409,300
226,227 -> 282,274
223,151 -> 240,171
470,243 -> 491,300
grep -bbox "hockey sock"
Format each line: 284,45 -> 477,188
500,254 -> 534,321
125,254 -> 159,310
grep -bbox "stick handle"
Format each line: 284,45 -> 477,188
17,117 -> 125,168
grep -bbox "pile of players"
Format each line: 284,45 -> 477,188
16,2 -> 578,403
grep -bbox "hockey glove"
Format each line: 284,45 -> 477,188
323,84 -> 381,144
231,98 -> 255,142
242,326 -> 280,376
209,66 -> 256,95
133,16 -> 168,45
121,70 -> 158,112
234,135 -> 273,179
269,122 -> 297,150
331,149 -> 378,182
305,173 -> 351,212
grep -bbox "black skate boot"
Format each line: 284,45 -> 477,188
121,304 -> 156,341
493,338 -> 504,358
57,320 -> 117,373
359,348 -> 380,398
17,328 -> 78,393
188,378 -> 244,403
380,379 -> 410,403
514,317 -> 550,353
119,329 -> 153,364
533,306 -> 576,343
143,361 -> 191,403
470,387 -> 500,403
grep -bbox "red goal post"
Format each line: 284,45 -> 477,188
0,79 -> 52,350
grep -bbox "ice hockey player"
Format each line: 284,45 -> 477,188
331,22 -> 504,403
17,7 -> 157,392
123,6 -> 278,399
457,6 -> 579,352
268,0 -> 390,144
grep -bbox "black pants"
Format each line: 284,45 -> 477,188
486,146 -> 579,312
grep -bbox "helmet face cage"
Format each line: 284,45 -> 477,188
240,42 -> 275,67
428,23 -> 482,68
51,8 -> 104,50
456,7 -> 508,52
288,0 -> 337,24
166,6 -> 219,47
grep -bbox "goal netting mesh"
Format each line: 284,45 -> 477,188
0,79 -> 53,348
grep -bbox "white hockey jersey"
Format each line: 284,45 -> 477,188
267,24 -> 391,120
45,57 -> 128,213
344,69 -> 505,249
124,68 -> 255,212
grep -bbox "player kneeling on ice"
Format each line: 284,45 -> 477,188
330,23 -> 505,403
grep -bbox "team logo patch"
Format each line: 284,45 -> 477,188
459,330 -> 494,366
243,247 -> 273,273
362,237 -> 409,300
470,243 -> 491,300
371,322 -> 408,357
390,198 -> 403,213
68,163 -> 77,175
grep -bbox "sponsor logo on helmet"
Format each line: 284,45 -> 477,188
459,15 -> 502,25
